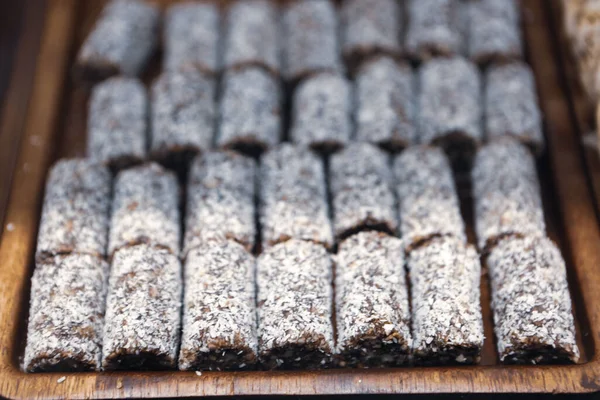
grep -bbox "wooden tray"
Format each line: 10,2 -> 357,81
1,0 -> 600,398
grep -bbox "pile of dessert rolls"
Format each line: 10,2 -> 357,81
24,0 -> 579,372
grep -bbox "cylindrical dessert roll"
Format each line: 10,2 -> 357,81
184,151 -> 256,257
257,239 -> 334,369
290,72 -> 352,152
108,163 -> 180,257
87,77 -> 148,170
393,146 -> 466,252
150,70 -> 216,167
335,231 -> 411,368
408,236 -> 484,365
282,0 -> 341,82
75,0 -> 159,82
472,138 -> 545,252
223,0 -> 279,75
405,0 -> 462,61
102,245 -> 182,370
354,57 -> 416,152
329,143 -> 397,241
487,236 -> 580,364
24,254 -> 108,372
417,57 -> 482,167
217,67 -> 282,155
340,0 -> 402,68
179,241 -> 258,371
467,0 -> 522,65
163,2 -> 220,75
259,144 -> 333,249
36,159 -> 111,262
485,62 -> 544,154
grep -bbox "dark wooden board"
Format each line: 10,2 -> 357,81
1,0 -> 600,397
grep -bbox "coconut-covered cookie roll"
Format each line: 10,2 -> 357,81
87,77 -> 148,170
108,163 -> 180,257
179,241 -> 258,371
485,62 -> 544,154
405,0 -> 462,61
102,245 -> 182,370
282,0 -> 341,82
257,239 -> 334,370
409,236 -> 484,365
260,144 -> 333,249
36,159 -> 111,262
75,0 -> 159,82
340,0 -> 402,68
290,72 -> 352,152
355,56 -> 416,152
488,236 -> 579,364
472,138 -> 545,252
24,254 -> 108,372
217,67 -> 282,155
330,143 -> 397,240
163,2 -> 220,74
335,231 -> 411,368
394,146 -> 466,252
467,0 -> 522,65
417,57 -> 482,166
184,151 -> 256,257
150,70 -> 216,166
223,0 -> 279,75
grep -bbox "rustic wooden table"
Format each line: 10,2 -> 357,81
0,1 -> 598,399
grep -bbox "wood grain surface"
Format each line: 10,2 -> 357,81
1,0 -> 600,398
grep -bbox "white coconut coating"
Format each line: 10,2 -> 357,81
487,236 -> 580,364
163,2 -> 220,75
24,254 -> 108,372
76,0 -> 159,79
260,144 -> 333,249
335,231 -> 411,367
179,241 -> 258,371
87,77 -> 148,169
36,159 -> 111,262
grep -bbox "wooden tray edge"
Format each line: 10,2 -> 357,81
1,0 -> 600,398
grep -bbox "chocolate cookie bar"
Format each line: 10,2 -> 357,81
405,0 -> 462,61
335,231 -> 411,368
472,138 -> 545,252
184,151 -> 256,257
179,241 -> 258,371
417,57 -> 482,167
36,159 -> 111,262
487,236 -> 579,364
223,0 -> 279,75
485,62 -> 544,154
408,236 -> 484,365
217,67 -> 282,155
354,56 -> 416,152
340,0 -> 402,69
393,146 -> 466,252
108,163 -> 180,257
24,254 -> 108,372
87,77 -> 148,170
467,0 -> 522,65
75,0 -> 159,82
259,144 -> 333,249
282,0 -> 341,83
256,239 -> 334,369
102,245 -> 182,370
330,143 -> 398,241
290,72 -> 352,152
150,70 -> 216,167
163,2 -> 220,74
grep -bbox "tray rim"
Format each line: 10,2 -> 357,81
1,0 -> 600,398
